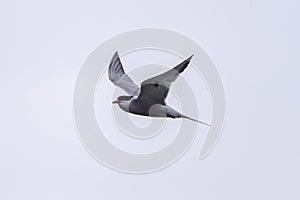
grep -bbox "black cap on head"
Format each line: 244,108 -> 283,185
117,95 -> 133,101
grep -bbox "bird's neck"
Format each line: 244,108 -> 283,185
118,101 -> 130,113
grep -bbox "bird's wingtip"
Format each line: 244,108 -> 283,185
186,54 -> 194,62
111,51 -> 120,61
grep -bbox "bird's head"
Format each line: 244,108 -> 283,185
112,95 -> 133,112
112,95 -> 133,104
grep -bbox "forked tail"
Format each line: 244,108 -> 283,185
181,115 -> 211,126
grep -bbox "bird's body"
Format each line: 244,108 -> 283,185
108,51 -> 210,126
130,98 -> 177,118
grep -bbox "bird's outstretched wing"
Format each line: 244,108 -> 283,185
137,55 -> 193,104
108,52 -> 140,96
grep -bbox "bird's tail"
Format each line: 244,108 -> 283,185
181,115 -> 211,126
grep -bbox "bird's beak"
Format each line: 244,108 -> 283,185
112,100 -> 120,104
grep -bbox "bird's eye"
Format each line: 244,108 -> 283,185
154,83 -> 159,87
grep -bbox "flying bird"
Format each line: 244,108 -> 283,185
108,51 -> 210,126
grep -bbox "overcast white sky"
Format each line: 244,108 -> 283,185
1,0 -> 300,200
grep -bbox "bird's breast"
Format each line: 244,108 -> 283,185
129,99 -> 167,117
129,99 -> 152,116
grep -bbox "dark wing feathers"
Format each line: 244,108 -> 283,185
137,55 -> 193,104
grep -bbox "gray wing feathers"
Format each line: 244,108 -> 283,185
137,55 -> 193,104
108,52 -> 140,96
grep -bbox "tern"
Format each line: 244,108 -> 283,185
108,52 -> 210,126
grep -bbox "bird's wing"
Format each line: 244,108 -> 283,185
137,55 -> 193,104
108,52 -> 140,96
